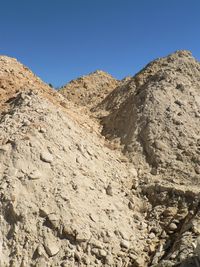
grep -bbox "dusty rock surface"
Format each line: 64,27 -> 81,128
0,56 -> 69,112
1,51 -> 200,267
96,50 -> 200,183
93,76 -> 134,116
59,70 -> 119,109
0,90 -> 148,267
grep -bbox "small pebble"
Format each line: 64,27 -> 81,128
120,240 -> 130,249
168,223 -> 177,231
106,184 -> 113,196
40,151 -> 53,163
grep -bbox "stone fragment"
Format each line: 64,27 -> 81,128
91,247 -> 99,256
195,165 -> 200,174
76,229 -> 91,242
168,223 -> 177,231
39,127 -> 46,133
149,232 -> 156,239
154,140 -> 167,150
40,151 -> 53,163
82,256 -> 91,265
132,178 -> 139,189
138,222 -> 148,230
0,144 -> 11,153
90,238 -> 103,249
74,251 -> 81,262
29,169 -> 42,180
37,244 -> 47,257
106,184 -> 113,196
151,168 -> 157,175
128,201 -> 134,210
34,258 -> 49,267
47,213 -> 60,228
120,239 -> 130,249
129,167 -> 138,177
161,230 -> 167,238
44,236 -> 60,257
174,99 -> 184,106
105,254 -> 114,265
99,249 -> 107,257
119,230 -> 129,240
132,257 -> 146,267
162,207 -> 177,217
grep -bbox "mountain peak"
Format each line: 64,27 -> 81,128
59,70 -> 119,109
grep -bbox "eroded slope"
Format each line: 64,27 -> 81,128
98,50 -> 200,182
59,70 -> 119,109
0,90 -> 148,267
1,52 -> 200,267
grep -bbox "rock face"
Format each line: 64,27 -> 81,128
97,50 -> 200,182
59,70 -> 119,109
1,51 -> 200,267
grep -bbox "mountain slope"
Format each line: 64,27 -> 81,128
97,50 -> 200,182
0,59 -> 147,267
0,55 -> 66,112
1,53 -> 200,267
59,70 -> 119,109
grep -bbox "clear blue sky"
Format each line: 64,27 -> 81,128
1,0 -> 199,87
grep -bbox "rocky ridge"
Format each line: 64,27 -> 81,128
59,70 -> 119,110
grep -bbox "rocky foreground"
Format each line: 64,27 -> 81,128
0,51 -> 200,267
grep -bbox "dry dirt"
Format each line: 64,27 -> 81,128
0,51 -> 200,267
96,50 -> 200,182
59,70 -> 119,110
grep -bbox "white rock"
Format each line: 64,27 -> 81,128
37,244 -> 47,257
44,240 -> 60,257
0,144 -> 11,153
129,167 -> 138,177
7,167 -> 18,177
120,239 -> 130,249
168,223 -> 177,231
76,229 -> 91,242
105,254 -> 114,265
40,152 -> 53,163
99,249 -> 107,257
149,232 -> 156,239
47,213 -> 60,228
29,169 -> 42,180
119,230 -> 129,240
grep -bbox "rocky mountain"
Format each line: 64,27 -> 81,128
0,51 -> 200,267
59,70 -> 119,109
